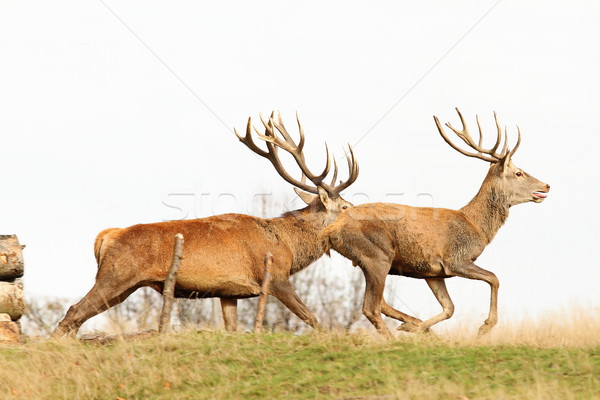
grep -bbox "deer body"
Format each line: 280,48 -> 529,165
101,211 -> 330,297
335,205 -> 483,277
54,205 -> 332,337
323,109 -> 549,337
52,112 -> 358,337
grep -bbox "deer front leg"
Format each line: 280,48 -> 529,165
360,260 -> 393,338
453,262 -> 499,336
269,279 -> 321,330
220,298 -> 238,332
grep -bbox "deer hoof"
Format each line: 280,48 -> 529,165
477,324 -> 493,337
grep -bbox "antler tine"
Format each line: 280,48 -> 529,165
253,122 -> 279,155
272,114 -> 334,189
271,111 -> 299,149
508,126 -> 522,159
491,111 -> 503,155
259,112 -> 276,137
240,112 -> 351,196
295,111 -> 305,153
254,115 -> 286,149
332,144 -> 359,195
275,112 -> 309,165
292,142 -> 333,187
259,110 -> 297,151
258,111 -> 303,157
475,115 -> 484,150
445,109 -> 472,144
434,115 -> 497,163
445,110 -> 495,159
435,109 -> 523,163
435,109 -> 524,164
500,126 -> 509,157
238,115 -> 320,194
235,117 -> 269,158
330,158 -> 338,187
313,143 -> 332,184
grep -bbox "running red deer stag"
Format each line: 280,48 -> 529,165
322,108 -> 549,337
52,112 -> 358,337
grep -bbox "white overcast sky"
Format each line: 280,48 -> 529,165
1,1 -> 598,328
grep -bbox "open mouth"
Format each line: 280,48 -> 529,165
532,191 -> 548,200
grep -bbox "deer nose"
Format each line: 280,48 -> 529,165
546,184 -> 551,191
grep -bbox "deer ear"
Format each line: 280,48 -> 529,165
294,188 -> 317,205
317,186 -> 332,208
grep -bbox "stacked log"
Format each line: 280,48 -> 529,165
0,235 -> 25,343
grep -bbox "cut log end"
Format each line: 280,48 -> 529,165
0,281 -> 24,320
0,321 -> 20,343
0,235 -> 24,281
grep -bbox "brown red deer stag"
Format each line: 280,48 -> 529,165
52,112 -> 358,338
322,108 -> 549,337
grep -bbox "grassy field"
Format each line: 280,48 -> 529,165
1,322 -> 600,400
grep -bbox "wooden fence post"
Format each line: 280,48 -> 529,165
254,252 -> 273,333
211,298 -> 224,330
159,233 -> 184,334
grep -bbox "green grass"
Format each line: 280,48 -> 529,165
1,331 -> 599,399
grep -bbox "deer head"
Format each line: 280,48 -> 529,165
434,108 -> 550,207
235,111 -> 359,223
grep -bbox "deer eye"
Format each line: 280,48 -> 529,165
516,171 -> 522,177
342,205 -> 348,210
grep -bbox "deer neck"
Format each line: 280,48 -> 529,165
273,206 -> 329,275
460,172 -> 511,245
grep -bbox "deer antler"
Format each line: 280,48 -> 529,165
434,108 -> 521,163
235,112 -> 358,197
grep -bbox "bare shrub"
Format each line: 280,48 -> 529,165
104,288 -> 163,333
233,258 -> 365,334
21,297 -> 71,337
173,297 -> 214,330
103,288 -> 219,334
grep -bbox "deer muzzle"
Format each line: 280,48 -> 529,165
532,184 -> 550,202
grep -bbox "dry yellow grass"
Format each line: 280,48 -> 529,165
433,306 -> 600,348
0,307 -> 598,399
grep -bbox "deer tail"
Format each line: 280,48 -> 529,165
94,228 -> 119,266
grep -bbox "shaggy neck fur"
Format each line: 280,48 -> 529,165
461,167 -> 511,245
271,203 -> 329,275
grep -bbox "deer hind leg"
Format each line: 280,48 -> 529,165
399,278 -> 454,333
380,299 -> 424,327
268,279 -> 320,330
52,280 -> 140,338
453,262 -> 499,336
220,298 -> 238,332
